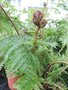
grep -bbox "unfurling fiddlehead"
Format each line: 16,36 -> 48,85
32,10 -> 47,52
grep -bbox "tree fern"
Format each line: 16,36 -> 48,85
0,1 -> 68,89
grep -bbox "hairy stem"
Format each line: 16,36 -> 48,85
0,4 -> 19,35
34,27 -> 40,45
32,26 -> 40,52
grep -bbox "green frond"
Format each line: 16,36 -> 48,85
0,35 -> 43,90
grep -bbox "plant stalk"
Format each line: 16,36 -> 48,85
32,26 -> 40,52
42,61 -> 68,78
0,4 -> 19,35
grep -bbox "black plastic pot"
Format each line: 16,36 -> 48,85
0,67 -> 10,90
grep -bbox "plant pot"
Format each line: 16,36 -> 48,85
8,76 -> 19,90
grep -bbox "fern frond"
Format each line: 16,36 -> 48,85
0,35 -> 43,90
